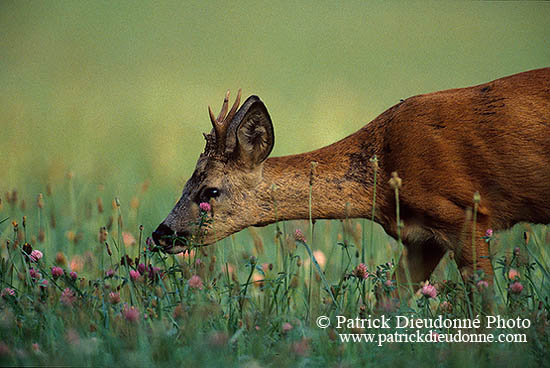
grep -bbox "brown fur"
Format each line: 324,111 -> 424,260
157,68 -> 550,287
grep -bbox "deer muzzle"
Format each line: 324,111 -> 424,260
151,223 -> 190,253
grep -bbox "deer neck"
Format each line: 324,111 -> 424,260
256,129 -> 386,224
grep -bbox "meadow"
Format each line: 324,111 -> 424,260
1,2 -> 550,367
0,173 -> 549,367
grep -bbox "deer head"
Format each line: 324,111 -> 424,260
152,90 -> 275,253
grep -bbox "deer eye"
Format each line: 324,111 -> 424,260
201,187 -> 220,201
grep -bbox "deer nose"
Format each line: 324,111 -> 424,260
152,223 -> 175,248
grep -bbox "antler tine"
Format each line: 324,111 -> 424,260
206,89 -> 243,155
216,89 -> 231,122
208,105 -> 217,127
209,104 -> 224,145
225,88 -> 242,123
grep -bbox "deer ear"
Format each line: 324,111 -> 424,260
225,96 -> 274,167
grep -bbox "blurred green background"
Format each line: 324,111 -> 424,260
2,1 -> 549,221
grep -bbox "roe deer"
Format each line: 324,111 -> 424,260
153,67 -> 550,290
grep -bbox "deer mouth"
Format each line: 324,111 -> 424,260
151,224 -> 191,253
169,233 -> 191,251
156,235 -> 191,254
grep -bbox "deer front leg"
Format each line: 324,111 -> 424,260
376,238 -> 446,310
393,238 -> 447,292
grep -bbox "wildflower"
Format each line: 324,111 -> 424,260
29,268 -> 41,279
473,191 -> 481,204
420,281 -> 437,299
188,275 -> 203,290
37,193 -> 44,208
129,270 -> 140,281
252,273 -> 264,288
485,229 -> 493,237
313,250 -> 327,268
440,301 -> 452,313
370,155 -> 379,170
69,271 -> 77,281
97,198 -> 104,214
294,229 -> 306,243
38,229 -> 45,243
199,202 -> 211,212
69,256 -> 84,273
122,305 -> 140,323
282,322 -> 293,333
1,288 -> 15,298
60,288 -> 76,306
384,279 -> 393,288
55,252 -> 66,265
104,242 -> 113,256
303,250 -> 327,269
21,243 -> 31,257
65,230 -> 76,243
98,227 -> 108,243
137,263 -> 146,274
29,250 -> 43,262
388,172 -> 402,190
120,255 -> 133,267
223,263 -> 235,276
508,269 -> 520,280
105,269 -> 115,278
139,180 -> 150,194
39,279 -> 49,288
108,292 -> 120,304
477,280 -> 489,290
179,249 -> 196,260
122,232 -> 136,246
51,267 -> 64,279
509,281 -> 523,294
354,263 -> 369,279
31,343 -> 40,353
290,275 -> 299,288
148,266 -> 161,281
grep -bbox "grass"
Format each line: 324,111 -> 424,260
0,174 -> 549,367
